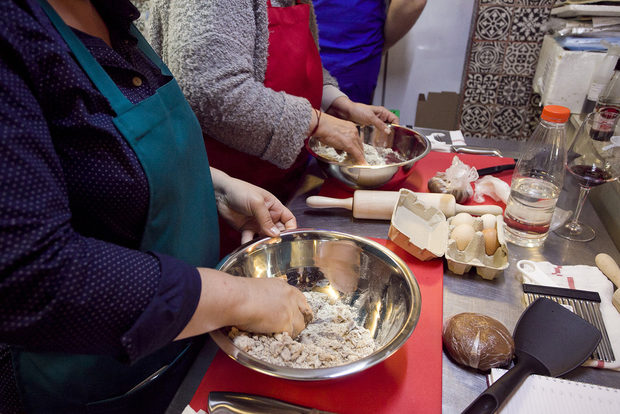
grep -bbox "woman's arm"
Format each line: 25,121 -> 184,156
148,0 -> 371,166
326,96 -> 400,136
304,0 -> 399,161
384,0 -> 427,50
175,268 -> 312,340
176,167 -> 310,339
147,0 -> 312,169
0,53 -> 308,362
0,46 -> 198,362
210,167 -> 297,243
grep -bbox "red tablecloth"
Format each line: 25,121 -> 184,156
186,239 -> 444,414
319,151 -> 515,208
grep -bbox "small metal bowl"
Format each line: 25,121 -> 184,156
209,229 -> 422,381
306,124 -> 430,189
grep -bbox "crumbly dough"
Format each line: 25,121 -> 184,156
229,292 -> 376,368
313,142 -> 405,166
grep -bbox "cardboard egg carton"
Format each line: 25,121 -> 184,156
388,190 -> 448,261
388,189 -> 508,279
444,215 -> 509,280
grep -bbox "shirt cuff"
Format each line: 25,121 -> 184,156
121,253 -> 201,362
322,85 -> 347,112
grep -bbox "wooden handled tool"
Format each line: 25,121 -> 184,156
306,190 -> 503,220
595,253 -> 620,313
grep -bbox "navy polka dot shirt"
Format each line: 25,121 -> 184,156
0,1 -> 204,410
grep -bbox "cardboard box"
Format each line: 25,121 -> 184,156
415,91 -> 460,130
533,35 -> 605,113
388,189 -> 508,279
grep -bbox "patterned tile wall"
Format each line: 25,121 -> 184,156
459,0 -> 556,141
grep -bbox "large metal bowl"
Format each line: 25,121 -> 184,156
209,229 -> 422,381
306,124 -> 430,189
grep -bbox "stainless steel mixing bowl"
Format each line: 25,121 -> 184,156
306,124 -> 430,189
209,229 -> 422,381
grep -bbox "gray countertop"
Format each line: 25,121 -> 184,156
286,129 -> 620,412
168,130 -> 620,413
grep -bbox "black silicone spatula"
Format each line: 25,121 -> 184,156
462,298 -> 602,414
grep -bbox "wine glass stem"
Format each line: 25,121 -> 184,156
567,185 -> 591,232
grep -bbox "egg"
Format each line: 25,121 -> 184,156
451,224 -> 475,251
451,212 -> 474,228
482,228 -> 500,255
481,214 -> 497,230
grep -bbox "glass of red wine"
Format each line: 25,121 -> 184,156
555,112 -> 620,241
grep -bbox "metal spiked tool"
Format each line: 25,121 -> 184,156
523,283 -> 615,362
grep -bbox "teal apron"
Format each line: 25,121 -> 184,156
11,1 -> 220,412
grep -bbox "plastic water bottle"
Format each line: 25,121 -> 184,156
503,105 -> 570,247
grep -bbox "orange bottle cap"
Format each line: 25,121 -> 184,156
541,105 -> 570,123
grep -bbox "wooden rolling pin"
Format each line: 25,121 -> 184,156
595,253 -> 620,313
306,190 -> 503,220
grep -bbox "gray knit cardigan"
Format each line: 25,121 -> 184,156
143,0 -> 342,169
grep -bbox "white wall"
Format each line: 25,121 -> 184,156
374,0 -> 477,126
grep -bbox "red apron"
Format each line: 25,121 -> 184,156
206,0 -> 323,255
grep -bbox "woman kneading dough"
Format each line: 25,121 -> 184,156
144,0 -> 399,252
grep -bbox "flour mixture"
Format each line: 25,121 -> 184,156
314,142 -> 405,165
229,291 -> 376,368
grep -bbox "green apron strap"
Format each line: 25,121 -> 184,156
130,25 -> 173,77
13,3 -> 219,413
36,0 -> 133,115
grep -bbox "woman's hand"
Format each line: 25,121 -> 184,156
327,96 -> 399,132
234,277 -> 313,337
313,113 -> 367,165
176,269 -> 313,340
210,168 -> 297,243
312,96 -> 401,164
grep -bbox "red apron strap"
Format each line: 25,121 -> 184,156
205,0 -> 324,255
263,1 -> 323,109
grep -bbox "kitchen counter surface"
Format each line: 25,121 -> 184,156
167,128 -> 620,413
287,128 -> 620,412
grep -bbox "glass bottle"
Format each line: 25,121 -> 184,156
503,105 -> 570,247
591,59 -> 620,141
583,42 -> 620,114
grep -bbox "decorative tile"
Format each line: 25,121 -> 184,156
510,7 -> 550,42
491,106 -> 525,136
497,75 -> 532,106
470,41 -> 505,74
524,93 -> 544,136
460,104 -> 492,133
475,6 -> 512,41
517,0 -> 554,6
520,115 -> 538,138
481,0 -> 515,4
464,132 -> 492,140
529,92 -> 542,109
457,1 -> 552,141
504,42 -> 540,76
464,73 -> 500,104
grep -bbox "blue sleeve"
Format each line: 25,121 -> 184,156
0,29 -> 201,363
121,253 -> 201,361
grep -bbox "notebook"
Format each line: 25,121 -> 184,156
487,368 -> 620,413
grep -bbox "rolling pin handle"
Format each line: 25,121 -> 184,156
595,253 -> 620,313
454,204 -> 503,216
595,253 -> 620,287
305,196 -> 354,211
